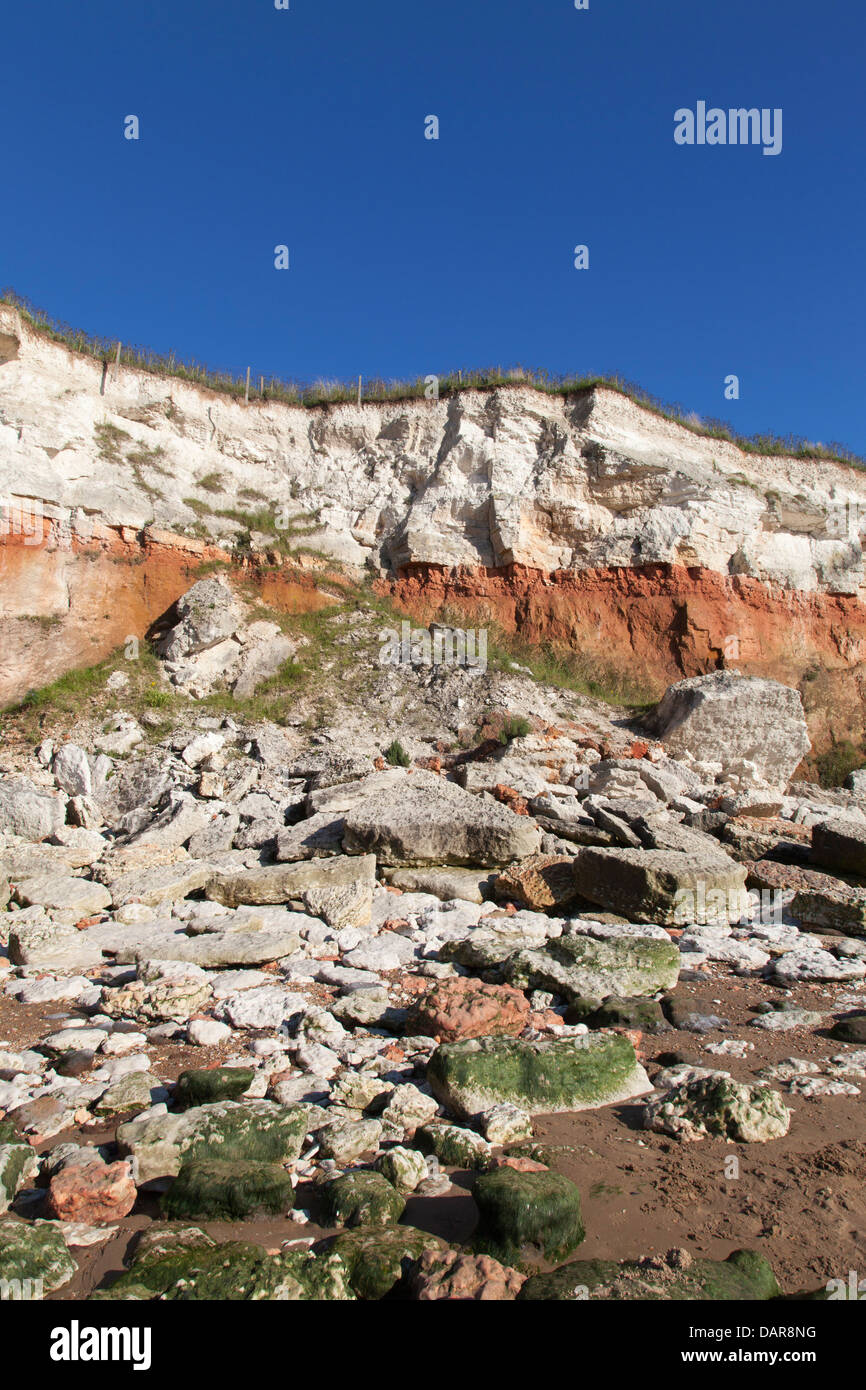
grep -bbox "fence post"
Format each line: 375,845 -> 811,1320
114,341 -> 121,380
357,375 -> 362,405
245,367 -> 251,404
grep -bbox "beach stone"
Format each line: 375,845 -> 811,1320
479,1104 -> 533,1146
45,1160 -> 137,1225
643,1076 -> 791,1142
117,1100 -> 307,1184
518,1247 -> 782,1301
409,1248 -> 526,1301
206,855 -> 376,928
373,1147 -> 428,1193
341,770 -> 541,867
14,874 -> 110,915
161,1159 -> 294,1220
321,1171 -> 406,1228
506,934 -> 679,1004
428,1033 -> 652,1119
326,1224 -> 446,1300
317,1118 -> 383,1163
414,1123 -> 493,1170
811,819 -> 866,877
0,1143 -> 39,1213
473,1167 -> 585,1265
570,847 -> 747,926
174,1068 -> 256,1108
0,1214 -> 76,1292
406,977 -> 530,1042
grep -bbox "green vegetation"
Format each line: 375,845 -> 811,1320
484,625 -> 656,708
384,738 -> 410,766
814,739 -> 865,789
4,287 -> 862,468
499,714 -> 531,743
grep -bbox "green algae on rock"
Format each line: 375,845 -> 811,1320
94,1226 -> 353,1300
0,1215 -> 76,1293
173,1067 -> 256,1109
324,1224 -> 447,1299
427,1032 -> 651,1119
321,1171 -> 406,1228
518,1247 -> 782,1300
473,1167 -> 585,1266
506,933 -> 680,1004
117,1099 -> 308,1183
161,1159 -> 295,1221
642,1076 -> 791,1142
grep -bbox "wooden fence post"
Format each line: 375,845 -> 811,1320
245,367 -> 251,404
358,375 -> 362,405
114,342 -> 121,380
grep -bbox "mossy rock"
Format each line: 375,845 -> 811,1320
117,1100 -> 308,1184
94,1230 -> 353,1300
643,1076 -> 790,1143
415,1122 -> 492,1170
577,995 -> 670,1033
325,1224 -> 447,1300
0,1121 -> 20,1145
518,1248 -> 781,1301
93,1071 -> 163,1117
161,1159 -> 295,1221
0,1215 -> 76,1292
174,1067 -> 256,1109
427,1032 -> 649,1119
506,934 -> 680,1004
321,1171 -> 406,1228
473,1168 -> 585,1266
0,1143 -> 39,1212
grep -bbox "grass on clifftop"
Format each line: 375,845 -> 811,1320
3,287 -> 862,469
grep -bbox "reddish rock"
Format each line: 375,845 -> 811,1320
46,1160 -> 137,1225
492,1156 -> 549,1173
409,1248 -> 526,1301
492,784 -> 529,816
406,976 -> 531,1042
494,854 -> 579,912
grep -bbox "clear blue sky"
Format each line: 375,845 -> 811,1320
3,0 -> 864,452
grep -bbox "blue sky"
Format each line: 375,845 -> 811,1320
2,0 -> 864,452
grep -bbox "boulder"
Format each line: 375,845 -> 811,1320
45,1159 -> 137,1225
473,1167 -> 585,1265
342,770 -> 541,866
116,1100 -> 307,1184
325,1225 -> 446,1300
642,1076 -> 791,1142
648,672 -> 810,787
0,1215 -> 76,1292
506,933 -> 680,1004
570,846 -> 748,926
810,819 -> 866,878
0,1142 -> 39,1213
406,977 -> 531,1042
0,776 -> 66,841
427,1033 -> 652,1119
518,1247 -> 782,1301
321,1172 -> 406,1228
409,1248 -> 525,1301
161,1159 -> 295,1220
206,855 -> 376,928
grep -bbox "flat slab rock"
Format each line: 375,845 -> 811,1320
571,846 -> 747,926
341,769 -> 541,867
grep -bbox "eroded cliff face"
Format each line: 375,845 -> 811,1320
2,303 -> 866,750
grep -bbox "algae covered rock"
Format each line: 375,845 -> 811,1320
473,1167 -> 585,1265
325,1223 -> 447,1299
321,1171 -> 406,1228
173,1067 -> 256,1109
427,1032 -> 652,1119
518,1247 -> 782,1301
94,1225 -> 353,1300
0,1142 -> 39,1213
642,1076 -> 791,1143
0,1215 -> 76,1292
507,934 -> 680,1004
161,1159 -> 295,1221
117,1099 -> 307,1183
415,1122 -> 492,1170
